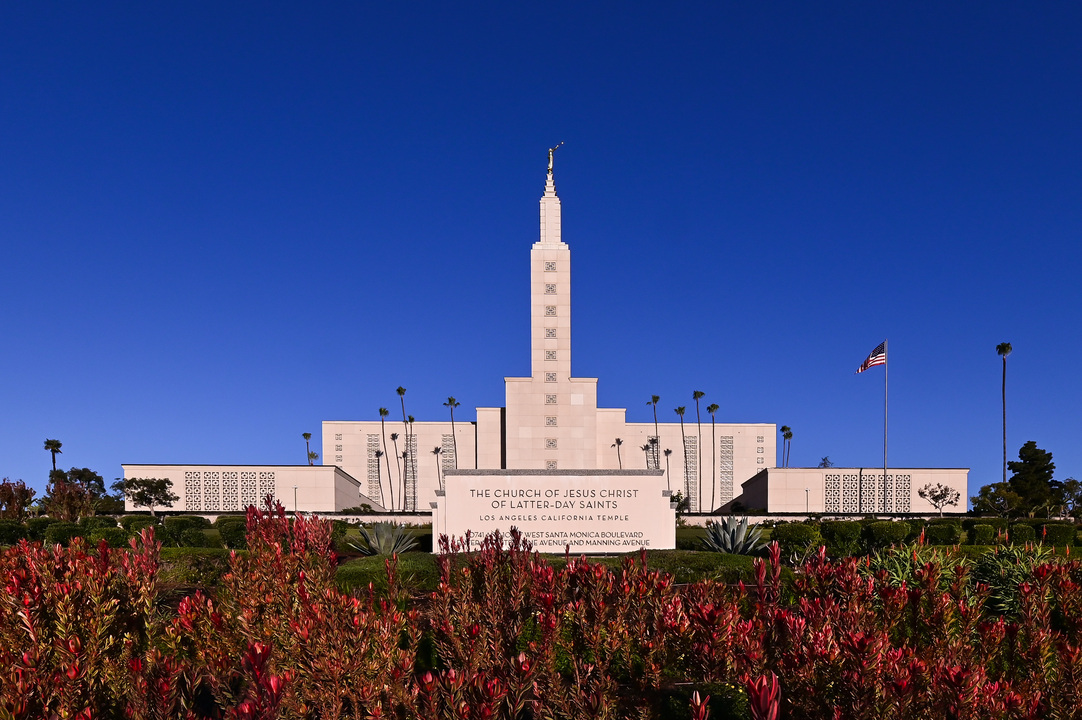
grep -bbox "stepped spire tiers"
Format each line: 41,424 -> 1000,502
540,143 -> 564,246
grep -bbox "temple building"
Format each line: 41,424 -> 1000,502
123,155 -> 968,516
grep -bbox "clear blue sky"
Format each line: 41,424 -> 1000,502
2,3 -> 1079,503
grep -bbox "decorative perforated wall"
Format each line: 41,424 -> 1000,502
684,436 -> 699,511
366,434 -> 381,502
718,436 -> 734,505
824,473 -> 912,513
441,434 -> 456,473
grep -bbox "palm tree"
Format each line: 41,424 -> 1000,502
443,397 -> 461,468
663,448 -> 673,492
43,439 -> 62,472
374,449 -> 387,508
674,406 -> 690,508
996,342 -> 1012,485
648,396 -> 661,469
641,443 -> 653,474
784,427 -> 793,467
389,432 -> 402,510
432,446 -> 444,491
396,387 -> 410,507
379,408 -> 394,504
707,403 -> 720,513
612,438 -> 623,469
693,391 -> 705,511
780,425 -> 793,467
302,432 -> 313,465
307,450 -> 319,465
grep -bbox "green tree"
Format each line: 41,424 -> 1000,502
692,390 -> 705,512
111,477 -> 179,519
674,406 -> 690,508
432,446 -> 443,491
779,426 -> 792,467
1008,440 -> 1057,513
303,432 -> 313,465
611,438 -> 623,470
443,397 -> 461,468
647,396 -> 661,469
43,439 -> 63,472
307,451 -> 320,465
971,481 -> 1023,518
65,467 -> 106,499
1060,477 -> 1082,519
390,432 -> 402,510
996,342 -> 1012,484
917,482 -> 961,516
707,403 -> 720,513
43,475 -> 93,522
379,408 -> 395,507
663,448 -> 673,492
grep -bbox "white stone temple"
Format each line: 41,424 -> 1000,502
123,154 -> 968,517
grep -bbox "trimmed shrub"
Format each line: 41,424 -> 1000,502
770,522 -> 821,559
180,528 -> 221,548
44,522 -> 84,547
217,518 -> 248,549
1041,524 -> 1076,547
80,516 -> 117,532
119,514 -> 156,531
864,521 -> 910,550
970,524 -> 995,546
89,527 -> 131,548
164,516 -> 210,534
820,521 -> 862,557
213,514 -> 246,528
963,517 -> 1008,533
924,523 -> 961,545
927,517 -> 963,528
1009,524 -> 1036,543
25,517 -> 58,541
0,519 -> 28,545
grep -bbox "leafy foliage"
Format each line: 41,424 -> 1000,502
970,524 -> 995,546
42,476 -> 94,522
820,520 -> 862,557
863,520 -> 910,550
112,476 -> 179,515
701,516 -> 766,555
770,522 -> 821,560
0,478 -> 36,521
351,521 -> 418,555
917,481 -> 961,515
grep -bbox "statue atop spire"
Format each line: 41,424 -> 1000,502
547,141 -> 563,174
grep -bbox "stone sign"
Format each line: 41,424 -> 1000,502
433,469 -> 675,553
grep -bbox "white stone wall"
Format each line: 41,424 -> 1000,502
120,464 -> 380,514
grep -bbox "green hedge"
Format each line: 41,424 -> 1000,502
180,528 -> 222,548
963,517 -> 1008,533
1041,524 -> 1076,546
770,523 -> 821,558
1009,524 -> 1036,543
820,521 -> 862,557
970,525 -> 995,546
80,516 -> 117,533
924,523 -> 961,545
217,518 -> 248,549
44,522 -> 84,547
119,514 -> 157,531
89,527 -> 131,548
26,517 -> 59,542
164,516 -> 211,534
864,521 -> 910,550
213,514 -> 247,528
0,520 -> 28,545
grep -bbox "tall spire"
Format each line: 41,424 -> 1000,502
539,143 -> 564,246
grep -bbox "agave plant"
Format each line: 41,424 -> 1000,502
349,522 -> 418,556
701,516 -> 766,555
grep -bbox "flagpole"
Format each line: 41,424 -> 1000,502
883,338 -> 888,514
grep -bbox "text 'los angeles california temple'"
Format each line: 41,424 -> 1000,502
124,152 -> 968,520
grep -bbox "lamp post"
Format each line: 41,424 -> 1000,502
805,488 -> 810,515
293,486 -> 298,515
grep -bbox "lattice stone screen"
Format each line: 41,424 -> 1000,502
824,473 -> 911,513
684,436 -> 698,511
718,436 -> 734,505
366,434 -> 381,502
441,434 -> 456,472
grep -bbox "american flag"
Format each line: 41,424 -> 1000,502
856,341 -> 886,374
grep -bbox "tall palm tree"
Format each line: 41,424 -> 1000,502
432,446 -> 444,491
308,451 -> 319,465
374,449 -> 387,508
612,438 -> 623,469
692,391 -> 705,511
43,439 -> 62,472
674,406 -> 690,507
379,408 -> 394,503
707,403 -> 719,513
780,425 -> 793,467
997,342 -> 1012,484
648,396 -> 661,469
784,427 -> 793,467
302,432 -> 313,465
443,397 -> 461,468
641,443 -> 653,474
396,387 -> 410,507
389,432 -> 402,510
663,448 -> 673,493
